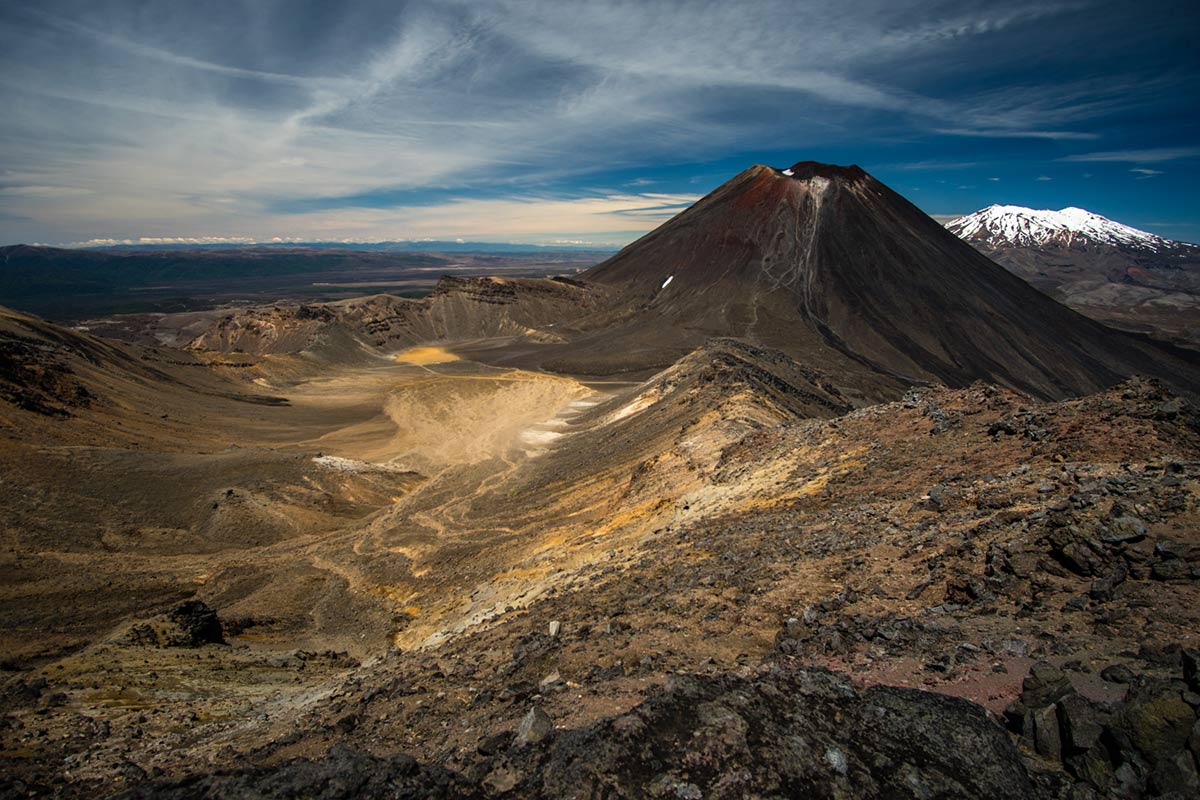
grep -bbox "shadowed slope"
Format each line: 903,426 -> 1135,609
580,161 -> 1200,400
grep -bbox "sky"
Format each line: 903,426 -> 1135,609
0,0 -> 1197,247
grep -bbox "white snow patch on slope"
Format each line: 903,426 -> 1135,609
948,204 -> 1167,250
782,168 -> 794,176
661,275 -> 674,289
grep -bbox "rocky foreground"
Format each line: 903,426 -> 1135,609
101,654 -> 1200,800
2,372 -> 1199,799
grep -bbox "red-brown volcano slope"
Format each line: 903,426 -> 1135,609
559,161 -> 1200,402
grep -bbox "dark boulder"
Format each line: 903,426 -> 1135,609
119,600 -> 226,648
168,600 -> 226,647
1057,693 -> 1106,754
1107,683 -> 1196,767
1183,649 -> 1200,693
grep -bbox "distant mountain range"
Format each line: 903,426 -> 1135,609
70,240 -> 619,254
948,205 -> 1200,347
0,244 -> 602,320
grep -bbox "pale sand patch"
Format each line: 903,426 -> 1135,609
286,357 -> 593,469
520,429 -> 564,446
394,346 -> 460,365
381,375 -> 588,471
606,390 -> 657,423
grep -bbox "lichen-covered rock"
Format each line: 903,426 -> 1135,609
514,707 -> 553,747
1011,659 -> 1200,799
1109,684 -> 1196,766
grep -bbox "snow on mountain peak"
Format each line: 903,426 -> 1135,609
947,204 -> 1166,250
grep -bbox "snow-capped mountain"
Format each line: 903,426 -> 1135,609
947,205 -> 1171,251
947,204 -> 1200,347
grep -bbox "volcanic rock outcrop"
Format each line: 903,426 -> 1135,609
186,276 -> 602,361
117,667 -> 1042,800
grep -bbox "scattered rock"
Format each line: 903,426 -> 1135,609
1151,558 -> 1193,582
118,667 -> 1046,799
1009,656 -> 1200,799
538,671 -> 563,693
1101,516 -> 1147,545
1089,562 -> 1127,602
514,707 -> 553,747
1031,704 -> 1062,760
524,667 -> 1038,799
1057,693 -> 1105,754
1022,661 -> 1073,710
1100,664 -> 1136,684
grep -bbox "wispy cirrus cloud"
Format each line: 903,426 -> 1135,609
26,10 -> 355,90
0,1 -> 1195,244
0,185 -> 95,198
65,192 -> 702,248
1058,147 -> 1200,163
884,160 -> 980,170
934,128 -> 1100,140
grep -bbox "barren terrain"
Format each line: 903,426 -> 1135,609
2,304 -> 1199,798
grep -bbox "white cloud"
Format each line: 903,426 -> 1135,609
885,160 -> 978,171
1058,147 -> 1200,163
1036,175 -> 1052,181
935,128 -> 1098,140
63,192 -> 702,247
70,236 -> 256,247
0,185 -> 95,198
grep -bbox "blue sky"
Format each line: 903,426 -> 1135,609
0,0 -> 1197,247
